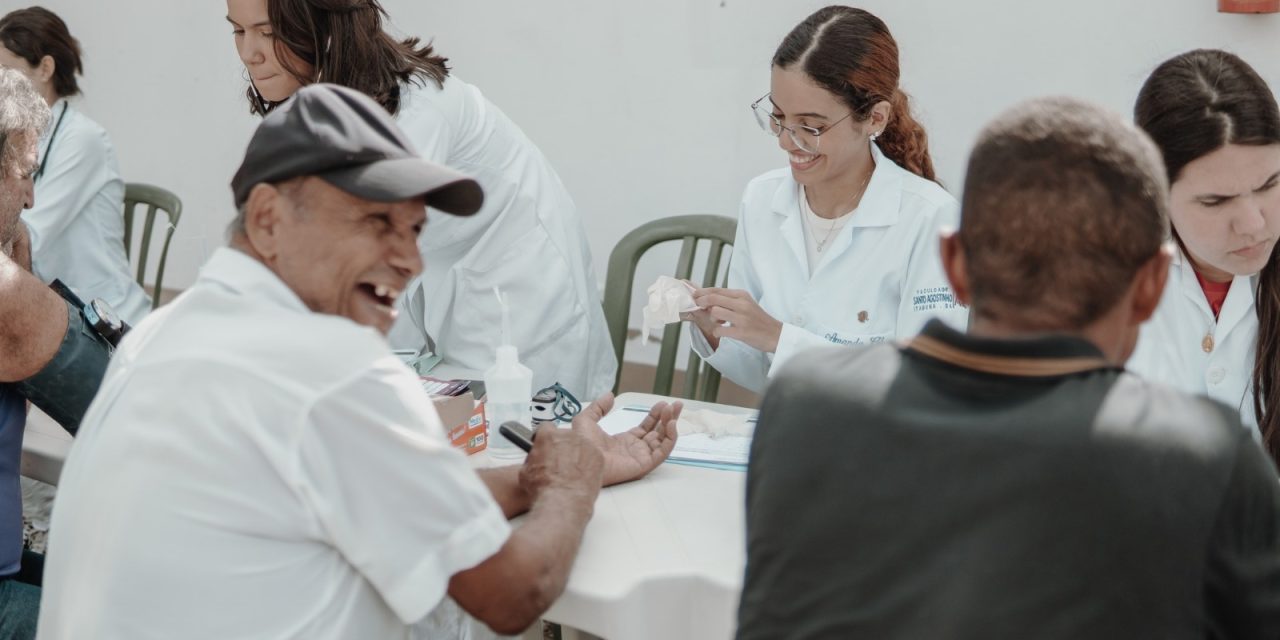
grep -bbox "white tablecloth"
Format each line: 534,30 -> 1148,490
540,392 -> 751,640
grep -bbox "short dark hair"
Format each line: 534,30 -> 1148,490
959,96 -> 1169,331
0,7 -> 83,99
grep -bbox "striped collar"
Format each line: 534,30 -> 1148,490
905,320 -> 1117,378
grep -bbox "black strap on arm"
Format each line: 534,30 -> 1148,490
15,282 -> 116,435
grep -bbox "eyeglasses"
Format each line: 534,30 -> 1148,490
751,92 -> 854,155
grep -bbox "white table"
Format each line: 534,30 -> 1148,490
21,407 -> 70,486
541,392 -> 752,640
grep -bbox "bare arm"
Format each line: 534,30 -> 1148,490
448,421 -> 603,635
475,465 -> 531,519
0,225 -> 67,382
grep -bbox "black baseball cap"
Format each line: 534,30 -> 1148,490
230,83 -> 482,215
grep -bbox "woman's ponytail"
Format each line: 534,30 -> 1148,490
877,88 -> 936,181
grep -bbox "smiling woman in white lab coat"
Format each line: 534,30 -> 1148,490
0,8 -> 151,323
1129,49 -> 1280,461
685,6 -> 966,393
224,0 -> 616,400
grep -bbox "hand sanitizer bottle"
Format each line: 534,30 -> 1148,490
484,290 -> 532,460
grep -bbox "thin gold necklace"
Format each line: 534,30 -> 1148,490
810,169 -> 873,253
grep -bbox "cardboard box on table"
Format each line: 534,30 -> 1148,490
432,392 -> 489,455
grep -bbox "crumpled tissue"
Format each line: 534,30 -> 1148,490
641,276 -> 699,345
677,408 -> 755,439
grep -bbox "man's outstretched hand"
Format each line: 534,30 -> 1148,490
570,393 -> 681,487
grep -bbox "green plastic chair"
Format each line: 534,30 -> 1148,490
123,183 -> 183,309
602,215 -> 737,402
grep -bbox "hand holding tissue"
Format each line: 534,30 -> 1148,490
642,276 -> 699,345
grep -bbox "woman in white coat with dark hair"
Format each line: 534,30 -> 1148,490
0,7 -> 151,323
225,0 -> 616,400
1129,49 -> 1280,461
685,6 -> 966,393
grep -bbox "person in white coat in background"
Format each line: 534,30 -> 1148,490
684,6 -> 967,393
0,7 -> 151,324
1129,49 -> 1280,463
224,0 -> 616,401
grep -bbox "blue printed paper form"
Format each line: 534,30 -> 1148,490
597,405 -> 756,469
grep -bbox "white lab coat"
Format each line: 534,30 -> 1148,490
24,99 -> 152,324
1127,247 -> 1260,435
386,77 -> 616,400
692,144 -> 968,392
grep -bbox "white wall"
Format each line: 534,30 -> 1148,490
34,0 -> 1280,297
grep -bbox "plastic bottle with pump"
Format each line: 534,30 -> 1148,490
484,289 -> 532,460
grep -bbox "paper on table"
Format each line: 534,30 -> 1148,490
599,405 -> 756,468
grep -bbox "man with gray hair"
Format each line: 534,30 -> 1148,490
737,97 -> 1280,639
0,68 -> 113,638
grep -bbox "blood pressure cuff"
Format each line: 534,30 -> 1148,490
15,298 -> 112,435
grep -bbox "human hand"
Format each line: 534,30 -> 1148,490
676,279 -> 725,349
518,417 -> 605,504
690,287 -> 783,354
571,393 -> 681,487
680,307 -> 724,350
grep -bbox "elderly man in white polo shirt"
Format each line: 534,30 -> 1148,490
35,84 -> 681,639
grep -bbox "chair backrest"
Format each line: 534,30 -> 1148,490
602,215 -> 737,402
122,183 -> 183,309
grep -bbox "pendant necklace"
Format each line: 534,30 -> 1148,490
811,169 -> 873,253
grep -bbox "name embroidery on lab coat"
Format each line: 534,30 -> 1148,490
824,333 -> 889,346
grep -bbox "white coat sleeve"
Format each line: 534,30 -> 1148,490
896,200 -> 968,337
689,198 -> 774,393
387,93 -> 455,348
394,97 -> 453,164
24,125 -> 112,261
768,322 -> 836,375
296,363 -> 511,625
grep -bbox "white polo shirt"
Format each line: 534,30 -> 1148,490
37,248 -> 511,639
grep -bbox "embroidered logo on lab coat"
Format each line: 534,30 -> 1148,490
911,286 -> 961,312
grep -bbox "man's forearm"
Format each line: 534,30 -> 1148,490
449,482 -> 597,634
477,465 -> 533,519
503,485 -> 595,608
